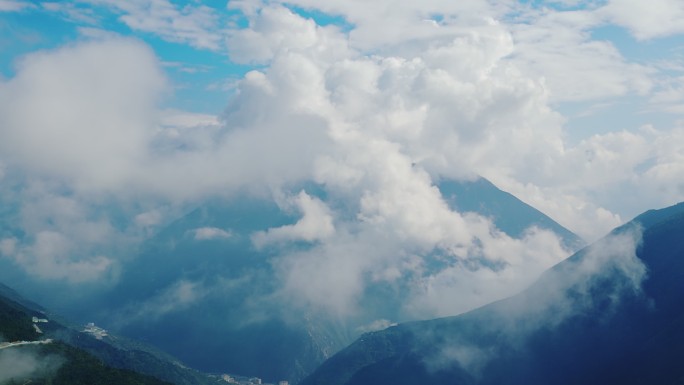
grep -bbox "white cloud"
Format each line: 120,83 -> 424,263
0,37 -> 165,192
489,123 -> 684,240
159,109 -> 219,129
355,319 -> 397,333
0,349 -> 63,383
423,226 -> 647,372
405,226 -> 572,318
84,0 -> 224,50
508,8 -> 653,102
0,237 -> 16,255
213,2 -> 681,321
252,191 -> 334,248
192,227 -> 233,240
649,74 -> 684,114
269,0 -> 506,53
274,232 -> 383,318
493,179 -> 624,242
112,279 -> 208,324
0,0 -> 34,12
0,182 -> 130,284
496,225 -> 647,330
1,232 -> 114,284
226,5 -> 351,64
41,2 -> 100,24
601,0 -> 684,40
2,0 -> 683,335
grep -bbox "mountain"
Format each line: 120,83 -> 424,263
0,283 -> 222,385
300,202 -> 684,385
78,177 -> 583,383
93,196 -> 335,383
0,288 -> 171,385
437,178 -> 584,249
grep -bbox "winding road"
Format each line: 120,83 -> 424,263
0,339 -> 53,350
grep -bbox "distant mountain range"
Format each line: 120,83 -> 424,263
77,177 -> 584,383
300,202 -> 684,385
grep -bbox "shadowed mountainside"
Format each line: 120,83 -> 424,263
0,284 -> 222,385
301,202 -> 684,385
89,178 -> 584,383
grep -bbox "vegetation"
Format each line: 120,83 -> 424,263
0,295 -> 171,385
3,342 -> 171,385
0,296 -> 36,342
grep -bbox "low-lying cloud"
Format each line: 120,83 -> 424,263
0,348 -> 64,383
422,225 -> 647,373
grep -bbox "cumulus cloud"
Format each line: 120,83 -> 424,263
265,0 -> 506,53
0,37 -> 165,191
252,191 -> 335,248
226,5 -> 351,65
272,192 -> 570,320
492,123 -> 684,241
2,1 -> 684,337
0,232 -> 114,284
0,180 -> 137,284
209,2 -> 680,324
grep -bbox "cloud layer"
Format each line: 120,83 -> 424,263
0,1 -> 683,325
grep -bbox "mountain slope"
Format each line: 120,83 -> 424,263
101,197 -> 330,383
301,202 -> 684,385
438,178 -> 584,249
80,179 -> 583,383
0,290 -> 172,385
0,283 -> 221,385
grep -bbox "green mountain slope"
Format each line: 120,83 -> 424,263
0,293 -> 170,385
0,284 -> 221,385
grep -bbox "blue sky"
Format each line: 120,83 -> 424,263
1,0 -> 684,318
2,1 -> 682,133
0,1 -> 245,113
0,1 -> 355,113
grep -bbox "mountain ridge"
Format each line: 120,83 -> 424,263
97,177 -> 584,382
0,177 -> 585,384
0,282 -> 222,385
438,178 -> 584,249
300,201 -> 684,385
